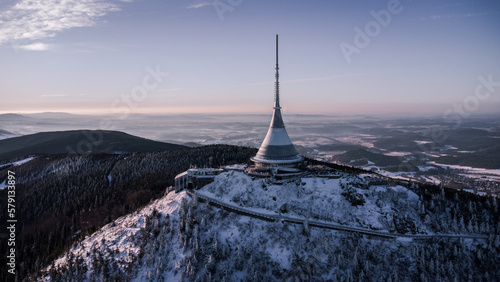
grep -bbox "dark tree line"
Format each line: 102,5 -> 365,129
0,145 -> 256,281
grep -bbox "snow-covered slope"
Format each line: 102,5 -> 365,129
43,191 -> 192,281
41,173 -> 500,281
200,171 -> 424,233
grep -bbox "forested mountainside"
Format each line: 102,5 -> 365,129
2,139 -> 499,281
0,145 -> 257,281
41,181 -> 500,281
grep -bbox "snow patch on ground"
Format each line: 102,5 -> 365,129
0,179 -> 8,190
430,162 -> 500,176
384,151 -> 411,157
107,172 -> 112,187
0,157 -> 36,190
44,191 -> 191,281
267,244 -> 292,269
0,156 -> 35,169
39,171 -> 497,281
197,171 -> 424,233
430,162 -> 500,181
418,165 -> 437,172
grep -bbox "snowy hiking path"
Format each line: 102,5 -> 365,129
187,190 -> 489,241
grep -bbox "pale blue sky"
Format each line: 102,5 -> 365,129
0,0 -> 499,115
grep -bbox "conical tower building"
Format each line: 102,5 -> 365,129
251,35 -> 303,168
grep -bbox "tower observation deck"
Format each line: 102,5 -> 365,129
251,35 -> 303,168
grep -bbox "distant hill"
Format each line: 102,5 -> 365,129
0,113 -> 31,121
435,144 -> 500,169
183,141 -> 202,147
0,130 -> 187,161
0,129 -> 20,141
25,112 -> 83,119
0,129 -> 15,136
332,148 -> 401,167
447,128 -> 490,138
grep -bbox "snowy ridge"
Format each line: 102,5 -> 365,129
43,191 -> 191,281
41,172 -> 500,281
200,171 -> 425,233
190,189 -> 487,240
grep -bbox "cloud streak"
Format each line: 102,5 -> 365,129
0,0 -> 121,45
283,73 -> 375,84
17,42 -> 52,51
421,12 -> 491,20
153,88 -> 183,92
224,72 -> 377,88
186,2 -> 213,9
40,94 -> 85,97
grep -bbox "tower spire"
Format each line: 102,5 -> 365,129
250,34 -> 303,167
274,34 -> 280,109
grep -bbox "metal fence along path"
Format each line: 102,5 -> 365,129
186,190 -> 489,241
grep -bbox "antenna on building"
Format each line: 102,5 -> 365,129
275,34 -> 280,109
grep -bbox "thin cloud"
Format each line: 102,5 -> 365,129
421,12 -> 491,20
0,0 -> 122,45
186,2 -> 213,9
18,42 -> 52,51
283,73 -> 373,84
40,94 -> 85,97
223,72 -> 375,88
153,88 -> 183,92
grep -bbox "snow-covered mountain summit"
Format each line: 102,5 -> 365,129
199,171 -> 423,233
41,171 -> 500,281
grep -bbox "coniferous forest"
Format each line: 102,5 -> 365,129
0,145 -> 256,280
0,144 -> 499,281
41,183 -> 500,281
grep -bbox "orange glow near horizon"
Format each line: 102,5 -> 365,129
1,102 -> 499,116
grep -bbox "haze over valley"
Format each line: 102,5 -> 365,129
1,112 -> 499,196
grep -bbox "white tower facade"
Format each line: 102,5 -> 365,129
251,35 -> 303,168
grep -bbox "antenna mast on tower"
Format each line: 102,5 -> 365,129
274,34 -> 280,109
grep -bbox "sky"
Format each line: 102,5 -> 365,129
0,0 -> 499,116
